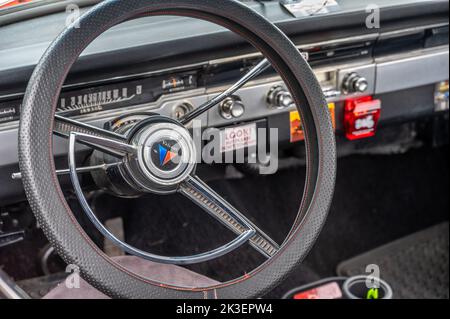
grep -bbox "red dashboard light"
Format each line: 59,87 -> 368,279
344,96 -> 381,140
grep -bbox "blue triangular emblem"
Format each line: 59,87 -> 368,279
159,144 -> 167,166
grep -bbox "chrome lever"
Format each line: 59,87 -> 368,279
0,231 -> 25,248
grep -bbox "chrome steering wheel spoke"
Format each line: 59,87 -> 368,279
179,175 -> 280,258
70,132 -> 137,158
54,114 -> 127,141
54,115 -> 135,158
180,58 -> 271,124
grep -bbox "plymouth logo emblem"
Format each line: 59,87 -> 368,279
158,144 -> 178,167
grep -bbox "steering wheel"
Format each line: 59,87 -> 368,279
18,0 -> 336,299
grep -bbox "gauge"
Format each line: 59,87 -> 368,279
106,113 -> 154,135
57,79 -> 151,116
56,71 -> 198,117
0,71 -> 199,126
162,74 -> 196,93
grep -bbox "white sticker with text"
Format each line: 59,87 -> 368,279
220,123 -> 257,153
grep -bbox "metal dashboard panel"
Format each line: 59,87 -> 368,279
376,48 -> 449,94
1,47 -> 449,167
207,80 -> 295,128
0,94 -> 208,167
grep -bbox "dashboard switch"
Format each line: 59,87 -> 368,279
342,72 -> 369,94
267,85 -> 295,109
220,96 -> 245,120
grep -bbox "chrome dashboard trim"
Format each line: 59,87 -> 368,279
374,45 -> 449,64
378,22 -> 448,40
376,46 -> 449,94
208,33 -> 380,66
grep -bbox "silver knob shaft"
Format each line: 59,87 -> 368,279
220,97 -> 245,120
354,77 -> 369,93
267,85 -> 295,109
342,72 -> 369,94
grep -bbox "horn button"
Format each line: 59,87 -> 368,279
125,121 -> 196,194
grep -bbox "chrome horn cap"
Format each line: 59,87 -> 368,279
124,120 -> 197,194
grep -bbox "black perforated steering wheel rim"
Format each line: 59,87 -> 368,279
18,0 -> 336,299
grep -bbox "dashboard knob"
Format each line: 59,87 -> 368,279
354,77 -> 369,93
267,85 -> 295,109
342,72 -> 369,94
220,96 -> 245,120
173,102 -> 194,120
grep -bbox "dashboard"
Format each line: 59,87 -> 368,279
0,0 -> 448,202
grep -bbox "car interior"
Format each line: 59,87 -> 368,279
0,0 -> 448,300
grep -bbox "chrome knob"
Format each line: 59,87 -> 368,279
342,72 -> 369,94
173,102 -> 194,120
354,77 -> 369,93
267,85 -> 295,109
220,96 -> 245,120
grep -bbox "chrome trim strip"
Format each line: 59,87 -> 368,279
208,33 -> 380,66
297,33 -> 379,50
374,45 -> 449,63
378,22 -> 448,40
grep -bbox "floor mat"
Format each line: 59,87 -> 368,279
337,222 -> 449,299
120,146 -> 448,296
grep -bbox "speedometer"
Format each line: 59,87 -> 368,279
57,72 -> 197,117
57,79 -> 149,116
0,71 -> 197,125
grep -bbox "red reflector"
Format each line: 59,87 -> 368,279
293,282 -> 343,300
344,96 -> 381,140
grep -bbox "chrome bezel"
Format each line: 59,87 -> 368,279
135,123 -> 196,187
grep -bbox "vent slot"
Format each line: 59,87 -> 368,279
375,31 -> 425,57
375,25 -> 449,57
303,40 -> 375,66
425,25 -> 449,48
